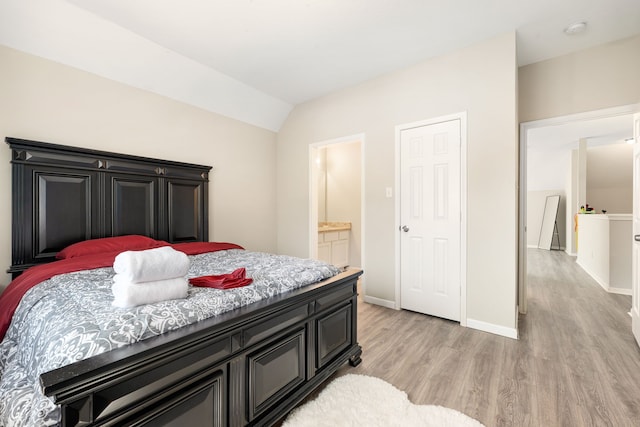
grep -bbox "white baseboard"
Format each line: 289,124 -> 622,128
369,298 -> 520,339
466,318 -> 518,340
364,296 -> 520,339
363,295 -> 397,309
607,287 -> 632,296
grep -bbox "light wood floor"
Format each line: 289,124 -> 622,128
325,249 -> 640,426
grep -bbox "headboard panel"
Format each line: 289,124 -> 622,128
6,137 -> 212,278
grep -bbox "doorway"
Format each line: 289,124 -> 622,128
309,134 -> 364,276
519,104 -> 639,314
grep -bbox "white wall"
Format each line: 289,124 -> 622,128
0,45 -> 278,289
277,33 -> 518,335
527,148 -> 571,192
325,142 -> 362,268
576,214 -> 632,294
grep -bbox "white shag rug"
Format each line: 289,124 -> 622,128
283,374 -> 485,427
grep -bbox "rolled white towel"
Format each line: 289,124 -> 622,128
112,277 -> 188,308
113,246 -> 190,283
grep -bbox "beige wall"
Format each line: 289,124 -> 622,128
0,45 -> 278,289
519,34 -> 640,123
586,143 -> 633,214
277,33 -> 519,334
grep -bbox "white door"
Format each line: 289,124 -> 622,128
632,112 -> 640,347
400,119 -> 461,321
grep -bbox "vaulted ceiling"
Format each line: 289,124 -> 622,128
1,0 -> 639,131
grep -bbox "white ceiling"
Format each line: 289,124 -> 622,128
1,0 -> 639,130
528,114 -> 635,152
527,113 -> 635,192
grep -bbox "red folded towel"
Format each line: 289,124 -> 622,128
189,267 -> 253,289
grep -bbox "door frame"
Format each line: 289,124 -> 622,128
633,112 -> 640,347
519,103 -> 640,315
394,112 -> 468,326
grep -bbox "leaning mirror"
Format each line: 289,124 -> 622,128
538,195 -> 560,250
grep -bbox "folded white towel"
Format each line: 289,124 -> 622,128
113,246 -> 190,283
112,277 -> 188,308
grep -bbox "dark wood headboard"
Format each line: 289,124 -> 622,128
6,137 -> 212,278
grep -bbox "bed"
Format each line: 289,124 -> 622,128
1,138 -> 363,426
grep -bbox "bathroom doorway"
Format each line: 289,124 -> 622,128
309,134 -> 364,274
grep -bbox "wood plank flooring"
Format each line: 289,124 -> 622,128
306,249 -> 640,426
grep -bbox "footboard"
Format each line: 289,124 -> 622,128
41,269 -> 363,426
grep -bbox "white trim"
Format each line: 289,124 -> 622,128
522,104 -> 640,131
394,129 -> 401,310
309,133 -> 366,292
632,307 -> 640,342
309,146 -> 319,259
608,288 -> 633,296
394,111 -> 468,327
460,114 -> 468,327
466,318 -> 518,340
363,295 -> 396,309
519,116 -> 528,314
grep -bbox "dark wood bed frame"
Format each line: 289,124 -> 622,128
6,137 -> 362,426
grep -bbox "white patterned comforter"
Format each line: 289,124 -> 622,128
0,249 -> 339,426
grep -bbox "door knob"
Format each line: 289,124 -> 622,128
401,225 -> 409,232
635,235 -> 640,242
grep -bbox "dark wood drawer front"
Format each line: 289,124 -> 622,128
248,330 -> 306,420
316,304 -> 352,369
243,305 -> 308,349
59,338 -> 230,426
315,286 -> 354,312
128,369 -> 224,427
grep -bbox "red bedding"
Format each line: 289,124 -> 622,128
0,241 -> 244,341
189,267 -> 253,289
